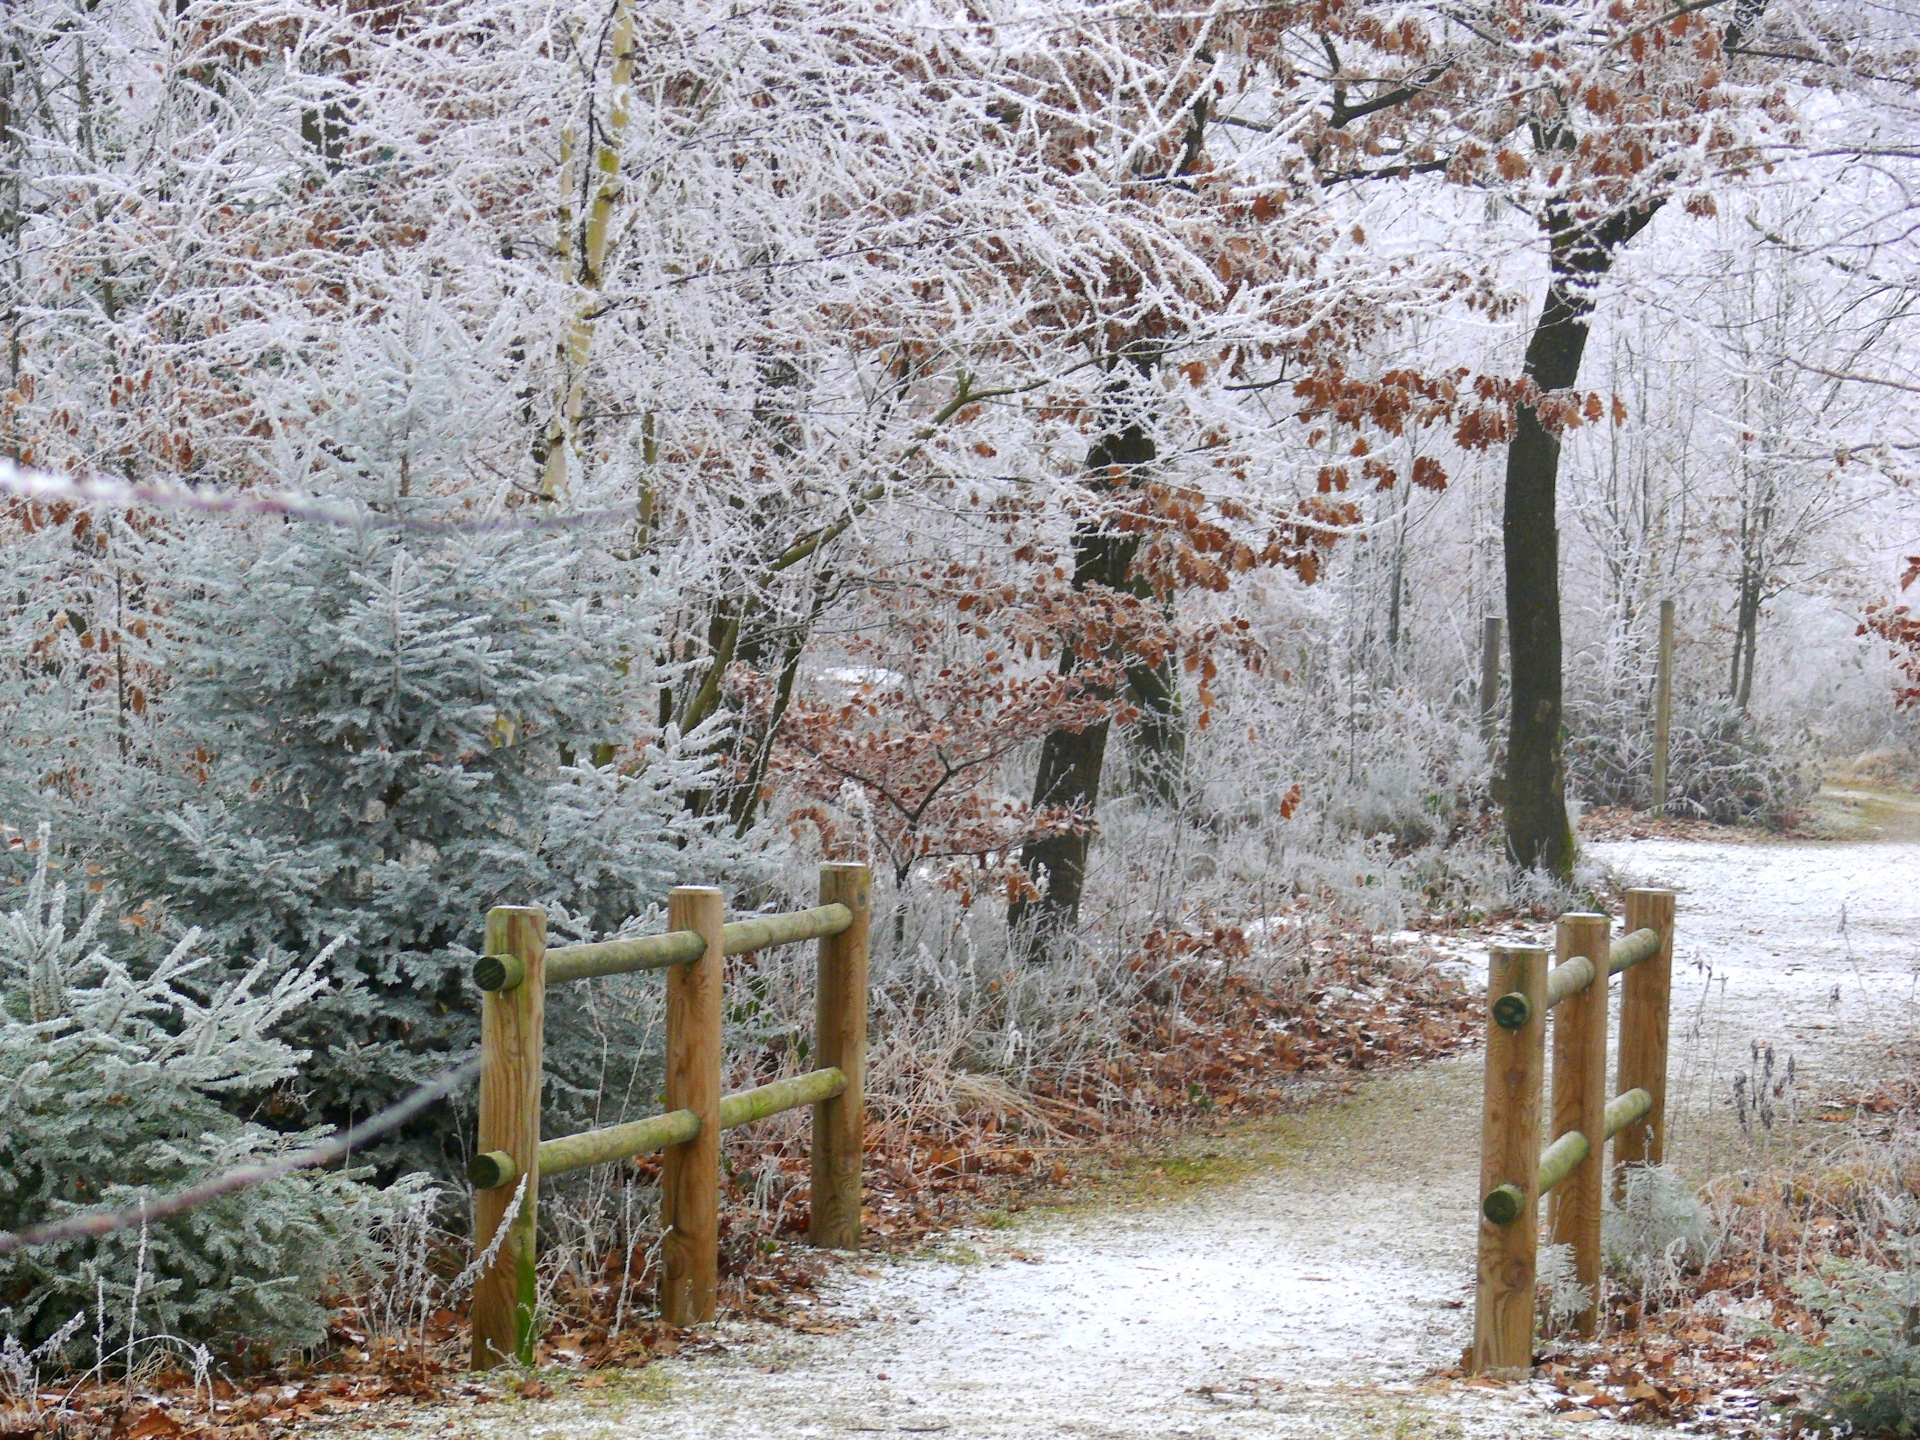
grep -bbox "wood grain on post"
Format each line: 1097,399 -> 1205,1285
1472,944 -> 1547,1375
1615,888 -> 1676,1187
1549,912 -> 1611,1338
1651,600 -> 1674,815
661,886 -> 724,1326
471,905 -> 545,1369
811,863 -> 871,1250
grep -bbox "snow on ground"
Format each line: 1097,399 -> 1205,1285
367,837 -> 1919,1440
1592,839 -> 1920,1173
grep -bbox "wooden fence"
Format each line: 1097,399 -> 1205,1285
1470,888 -> 1676,1374
465,863 -> 873,1369
1480,599 -> 1674,812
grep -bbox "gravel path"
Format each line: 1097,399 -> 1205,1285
395,836 -> 1920,1440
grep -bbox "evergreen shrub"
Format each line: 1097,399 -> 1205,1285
1783,1232 -> 1920,1437
0,835 -> 408,1359
96,519 -> 728,1169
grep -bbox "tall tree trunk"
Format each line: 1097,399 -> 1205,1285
1504,203 -> 1658,877
1729,468 -> 1769,711
1007,92 -> 1216,958
1731,565 -> 1761,710
1010,419 -> 1154,959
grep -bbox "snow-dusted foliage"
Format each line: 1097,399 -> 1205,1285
1604,1165 -> 1715,1307
0,836 -> 407,1357
0,0 -> 1914,1359
92,517 -> 727,1161
1784,1216 -> 1920,1437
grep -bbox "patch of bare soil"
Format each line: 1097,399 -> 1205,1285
1798,780 -> 1920,842
1579,804 -> 1761,844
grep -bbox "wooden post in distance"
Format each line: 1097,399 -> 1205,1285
810,863 -> 871,1249
1480,616 -> 1503,748
1651,600 -> 1674,815
471,906 -> 545,1369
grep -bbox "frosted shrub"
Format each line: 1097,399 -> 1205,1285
98,518 -> 727,1166
0,837 -> 405,1359
1567,697 -> 1810,828
1320,756 -> 1454,848
1537,1241 -> 1595,1335
1663,705 -> 1814,828
1604,1164 -> 1713,1305
1783,1230 -> 1920,1437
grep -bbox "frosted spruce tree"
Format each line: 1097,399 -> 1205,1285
98,513 -> 728,1170
0,833 -> 407,1357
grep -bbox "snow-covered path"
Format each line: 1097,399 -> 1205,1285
399,838 -> 1920,1440
1589,839 -> 1920,1176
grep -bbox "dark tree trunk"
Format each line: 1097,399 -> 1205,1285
1731,564 -> 1761,710
1729,469 -> 1769,711
1010,419 -> 1155,960
1503,203 -> 1660,877
1125,655 -> 1185,807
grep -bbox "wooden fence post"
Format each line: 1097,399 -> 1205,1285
1615,888 -> 1676,1186
811,863 -> 871,1249
661,885 -> 724,1326
1651,599 -> 1674,815
1550,912 -> 1612,1338
472,905 -> 546,1369
1480,615 -> 1504,748
1472,943 -> 1547,1375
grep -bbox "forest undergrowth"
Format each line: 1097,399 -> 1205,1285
1499,1059 -> 1920,1437
2,882 -> 1485,1440
0,784 -> 1855,1440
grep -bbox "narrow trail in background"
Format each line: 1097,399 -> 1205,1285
411,836 -> 1920,1440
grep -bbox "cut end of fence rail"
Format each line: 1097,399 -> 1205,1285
1491,991 -> 1532,1030
1483,1183 -> 1526,1226
472,953 -> 524,993
469,1150 -> 518,1190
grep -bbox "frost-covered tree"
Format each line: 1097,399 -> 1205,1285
91,515 -> 726,1164
0,835 -> 407,1357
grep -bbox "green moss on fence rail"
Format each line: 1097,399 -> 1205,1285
470,1068 -> 850,1188
474,906 -> 857,991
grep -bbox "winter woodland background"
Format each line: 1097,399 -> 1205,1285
0,0 -> 1916,1372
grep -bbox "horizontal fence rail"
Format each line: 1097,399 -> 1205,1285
1470,889 -> 1676,1376
1491,926 -> 1660,1030
470,1066 -> 851,1188
1482,1086 -> 1654,1224
472,903 -> 857,990
1608,926 -> 1662,974
1544,954 -> 1595,1011
468,865 -> 872,1369
544,929 -> 705,986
